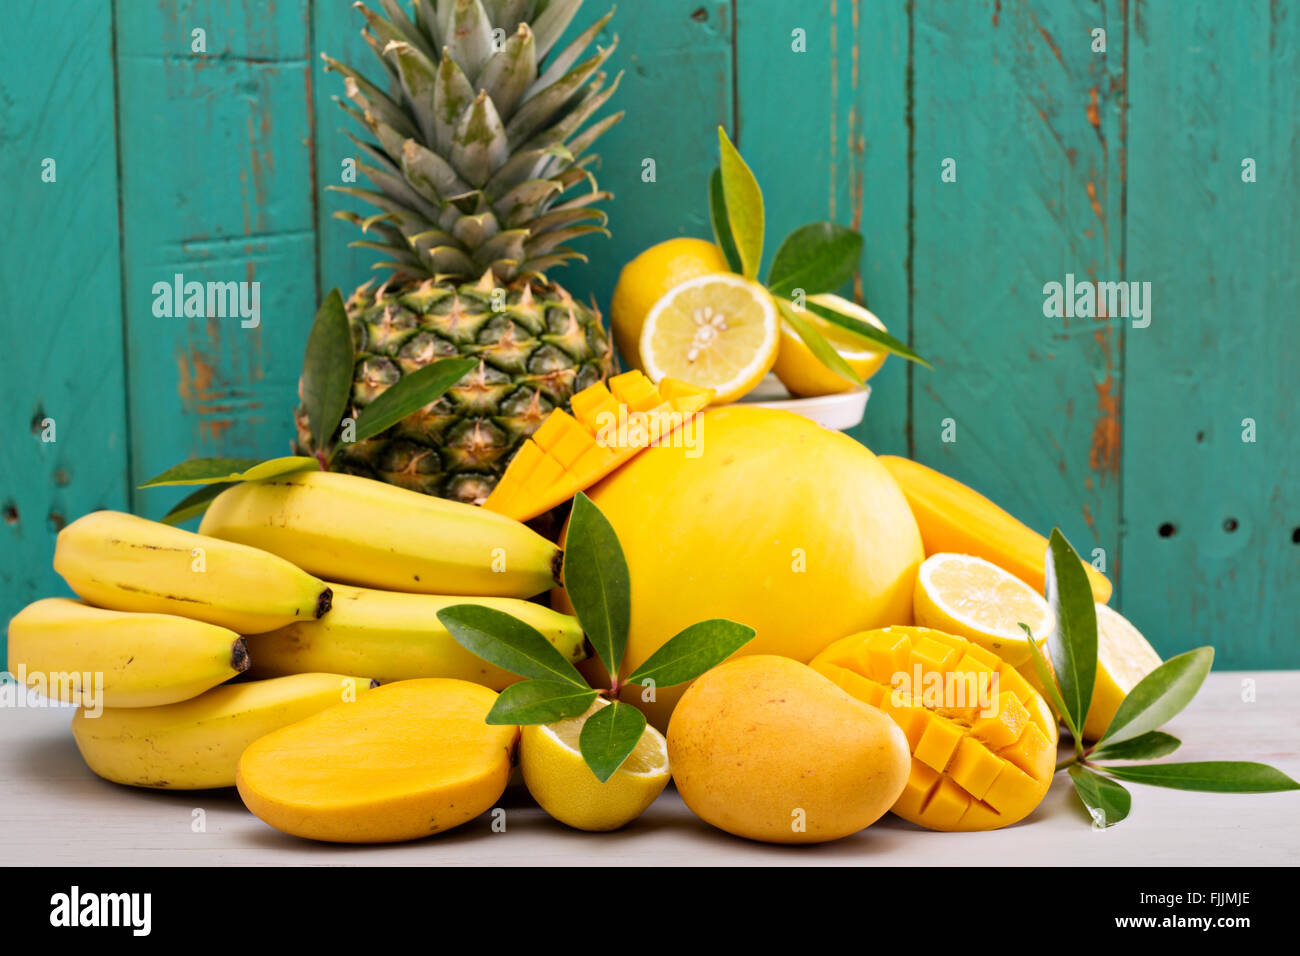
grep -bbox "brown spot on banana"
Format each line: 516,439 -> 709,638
315,587 -> 333,619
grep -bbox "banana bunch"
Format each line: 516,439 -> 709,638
72,674 -> 376,789
7,598 -> 249,708
199,470 -> 561,599
55,511 -> 333,633
247,583 -> 586,690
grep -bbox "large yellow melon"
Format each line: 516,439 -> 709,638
560,406 -> 923,729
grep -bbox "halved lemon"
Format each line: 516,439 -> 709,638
519,699 -> 670,832
913,552 -> 1057,667
1081,604 -> 1163,740
639,273 -> 779,405
772,293 -> 889,397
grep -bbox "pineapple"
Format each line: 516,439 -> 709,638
297,0 -> 621,504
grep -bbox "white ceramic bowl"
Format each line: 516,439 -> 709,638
736,375 -> 870,431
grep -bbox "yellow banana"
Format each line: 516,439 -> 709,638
54,511 -> 333,634
7,598 -> 248,708
72,673 -> 376,789
246,583 -> 587,689
199,471 -> 562,598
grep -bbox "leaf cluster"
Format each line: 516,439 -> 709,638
439,493 -> 755,781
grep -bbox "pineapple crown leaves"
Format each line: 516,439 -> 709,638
709,126 -> 931,382
326,0 -> 624,285
1029,530 -> 1299,828
437,493 -> 756,782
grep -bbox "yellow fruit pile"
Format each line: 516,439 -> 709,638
5,354 -> 1163,848
6,470 -> 585,841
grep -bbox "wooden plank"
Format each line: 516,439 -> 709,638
737,0 -> 912,456
114,0 -> 316,518
312,2 -> 375,301
910,0 -> 1126,590
0,2 -> 128,660
1121,1 -> 1299,667
561,1 -> 735,331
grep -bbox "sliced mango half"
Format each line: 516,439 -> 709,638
484,371 -> 712,522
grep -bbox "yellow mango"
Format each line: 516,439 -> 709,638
667,655 -> 911,844
810,627 -> 1058,831
236,679 -> 517,843
483,371 -> 711,522
879,456 -> 1112,604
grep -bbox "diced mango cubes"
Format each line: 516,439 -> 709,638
483,371 -> 712,522
810,626 -> 1058,832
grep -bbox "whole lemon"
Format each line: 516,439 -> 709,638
610,237 -> 730,370
772,293 -> 890,397
561,406 -> 923,728
520,699 -> 670,832
668,655 -> 911,844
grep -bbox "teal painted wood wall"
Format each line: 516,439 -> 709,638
2,0 -> 1296,668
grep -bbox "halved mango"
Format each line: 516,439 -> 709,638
236,679 -> 517,843
810,626 -> 1058,831
484,371 -> 712,521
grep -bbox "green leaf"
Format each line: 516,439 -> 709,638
776,299 -> 861,388
708,168 -> 743,274
437,605 -> 590,687
159,484 -> 227,526
806,300 -> 932,367
1068,765 -> 1131,827
625,619 -> 756,689
1044,529 -> 1098,738
562,493 -> 631,679
578,701 -> 647,783
1089,731 -> 1182,762
353,358 -> 477,443
301,289 -> 355,452
1097,647 -> 1215,746
766,222 -> 862,298
138,456 -> 319,489
485,680 -> 598,725
716,126 -> 764,279
1099,761 -> 1300,793
1020,622 -> 1081,745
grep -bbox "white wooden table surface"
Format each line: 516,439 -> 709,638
2,671 -> 1297,866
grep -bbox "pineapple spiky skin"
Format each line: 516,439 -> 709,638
297,0 -> 623,504
296,271 -> 612,504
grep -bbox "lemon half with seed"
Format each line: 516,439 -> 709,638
639,273 -> 779,404
913,552 -> 1057,667
520,699 -> 670,831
